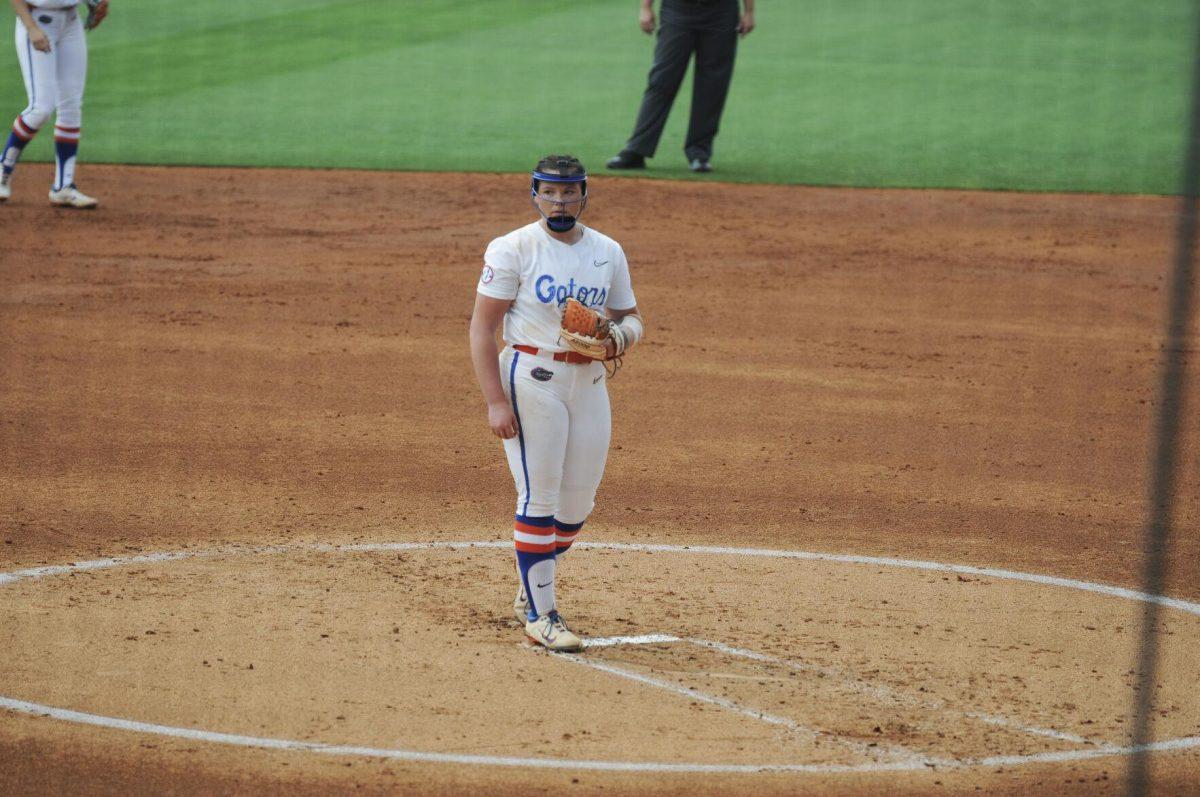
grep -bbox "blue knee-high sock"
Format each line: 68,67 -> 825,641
515,514 -> 557,622
53,139 -> 79,191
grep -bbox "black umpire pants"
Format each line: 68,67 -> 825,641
623,0 -> 740,163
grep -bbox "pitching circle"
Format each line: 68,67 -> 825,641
1,539 -> 1198,774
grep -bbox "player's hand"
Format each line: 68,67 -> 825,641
487,401 -> 518,439
29,27 -> 51,52
639,8 -> 656,34
737,12 -> 755,37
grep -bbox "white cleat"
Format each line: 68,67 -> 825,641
0,177 -> 10,202
525,611 -> 583,652
514,584 -> 530,624
49,184 -> 98,209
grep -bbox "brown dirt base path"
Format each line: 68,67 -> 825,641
1,164 -> 1198,796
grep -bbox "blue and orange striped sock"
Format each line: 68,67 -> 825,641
513,514 -> 556,621
554,519 -> 584,555
1,116 -> 37,178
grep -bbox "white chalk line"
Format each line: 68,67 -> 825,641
572,542 -> 1200,618
548,647 -> 941,767
687,638 -> 1106,748
584,634 -> 681,648
578,634 -> 1092,754
6,539 -> 1200,618
0,539 -> 1197,775
964,712 -> 1108,747
668,670 -> 795,683
583,635 -> 946,762
556,654 -> 816,734
1,693 -> 1196,775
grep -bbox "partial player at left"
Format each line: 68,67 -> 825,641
0,0 -> 109,208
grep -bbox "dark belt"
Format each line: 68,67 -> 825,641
514,344 -> 594,365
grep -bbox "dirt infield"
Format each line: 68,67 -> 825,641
1,164 -> 1197,796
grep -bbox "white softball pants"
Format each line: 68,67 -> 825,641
14,6 -> 88,132
499,346 -> 611,526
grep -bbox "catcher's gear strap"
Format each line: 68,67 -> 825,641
610,313 -> 643,357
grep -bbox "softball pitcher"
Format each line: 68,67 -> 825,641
0,0 -> 108,208
468,155 -> 645,651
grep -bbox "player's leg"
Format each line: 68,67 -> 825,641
620,15 -> 698,160
2,16 -> 59,200
499,349 -> 569,626
48,11 -> 95,208
555,362 -> 613,557
540,364 -> 611,649
683,3 -> 739,166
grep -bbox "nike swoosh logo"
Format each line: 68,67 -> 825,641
536,581 -> 552,589
593,260 -> 608,268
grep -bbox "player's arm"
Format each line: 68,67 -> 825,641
11,0 -> 50,52
638,0 -> 656,34
738,0 -> 755,37
469,293 -> 518,439
604,305 -> 644,359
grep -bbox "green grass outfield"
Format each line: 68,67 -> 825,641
0,0 -> 1194,194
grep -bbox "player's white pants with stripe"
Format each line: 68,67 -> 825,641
499,346 -> 611,527
14,7 -> 88,132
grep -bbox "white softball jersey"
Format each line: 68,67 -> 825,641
477,221 -> 637,351
27,1 -> 84,9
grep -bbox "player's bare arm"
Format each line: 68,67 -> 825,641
468,292 -> 518,439
11,0 -> 50,52
738,0 -> 755,37
638,0 -> 655,34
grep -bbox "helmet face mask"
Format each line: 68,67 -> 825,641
531,155 -> 588,233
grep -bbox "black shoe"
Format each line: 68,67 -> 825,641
689,159 -> 712,173
606,152 -> 646,170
